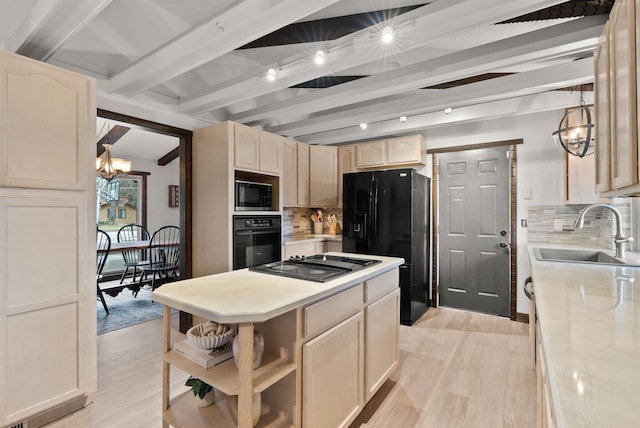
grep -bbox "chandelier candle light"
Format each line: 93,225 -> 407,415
96,143 -> 131,181
551,91 -> 595,158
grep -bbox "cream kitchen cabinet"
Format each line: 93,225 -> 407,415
282,241 -> 318,259
282,139 -> 310,207
356,140 -> 386,168
302,311 -> 364,428
282,239 -> 342,259
309,145 -> 338,207
0,51 -> 96,428
595,21 -> 612,193
193,121 -> 281,275
282,139 -> 298,206
326,240 -> 342,252
234,123 -> 282,175
610,0 -> 637,190
297,143 -> 310,206
338,145 -> 355,208
364,285 -> 399,402
355,135 -> 426,169
595,0 -> 640,196
536,325 -> 556,428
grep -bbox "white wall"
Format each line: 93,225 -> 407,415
418,109 -> 567,314
126,155 -> 180,234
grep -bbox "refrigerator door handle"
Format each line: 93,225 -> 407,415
371,178 -> 379,252
368,178 -> 375,252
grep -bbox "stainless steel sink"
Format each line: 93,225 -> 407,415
533,248 -> 630,266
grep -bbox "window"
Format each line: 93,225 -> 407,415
97,175 -> 146,275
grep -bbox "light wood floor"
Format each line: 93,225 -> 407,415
44,308 -> 535,428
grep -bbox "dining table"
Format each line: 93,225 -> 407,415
97,239 -> 180,297
97,239 -> 179,253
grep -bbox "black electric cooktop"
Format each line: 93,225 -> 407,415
249,254 -> 381,282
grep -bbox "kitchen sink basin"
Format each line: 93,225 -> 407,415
533,247 -> 638,266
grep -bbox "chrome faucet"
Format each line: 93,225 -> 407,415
574,204 -> 633,258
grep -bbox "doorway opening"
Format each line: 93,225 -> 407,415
96,109 -> 192,332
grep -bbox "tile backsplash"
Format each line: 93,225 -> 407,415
283,207 -> 343,237
527,202 -> 631,250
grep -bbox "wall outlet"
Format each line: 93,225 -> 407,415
554,219 -> 563,231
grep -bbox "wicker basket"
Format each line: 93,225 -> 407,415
187,323 -> 235,350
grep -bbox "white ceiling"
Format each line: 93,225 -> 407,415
0,0 -> 607,161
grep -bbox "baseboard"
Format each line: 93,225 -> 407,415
515,312 -> 529,323
24,395 -> 89,428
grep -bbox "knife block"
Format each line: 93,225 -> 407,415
328,223 -> 341,235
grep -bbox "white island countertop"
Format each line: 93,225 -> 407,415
151,252 -> 403,324
528,243 -> 640,427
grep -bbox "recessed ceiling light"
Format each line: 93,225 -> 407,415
400,116 -> 407,123
360,123 -> 368,130
266,68 -> 277,81
444,107 -> 452,114
382,26 -> 394,44
314,50 -> 325,65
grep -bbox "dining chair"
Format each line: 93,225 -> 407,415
117,223 -> 150,284
137,225 -> 180,291
97,229 -> 111,315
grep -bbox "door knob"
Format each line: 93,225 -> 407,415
500,241 -> 510,248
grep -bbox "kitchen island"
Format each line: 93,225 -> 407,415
152,253 -> 403,428
528,243 -> 640,427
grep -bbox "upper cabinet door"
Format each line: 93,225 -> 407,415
610,0 -> 638,189
0,52 -> 93,190
297,143 -> 310,206
282,139 -> 298,206
356,141 -> 386,168
309,145 -> 338,208
386,135 -> 424,165
594,22 -> 612,193
258,131 -> 282,174
234,123 -> 260,171
338,146 -> 355,208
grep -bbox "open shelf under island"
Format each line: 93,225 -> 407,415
152,252 -> 404,428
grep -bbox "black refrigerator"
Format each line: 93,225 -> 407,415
342,168 -> 430,325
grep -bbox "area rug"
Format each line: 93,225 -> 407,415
97,287 -> 165,335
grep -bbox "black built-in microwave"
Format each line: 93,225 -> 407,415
235,180 -> 272,211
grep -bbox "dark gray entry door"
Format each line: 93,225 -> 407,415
438,146 -> 510,316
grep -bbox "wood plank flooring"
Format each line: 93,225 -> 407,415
44,308 -> 535,428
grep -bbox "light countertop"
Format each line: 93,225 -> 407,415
528,242 -> 640,427
152,252 -> 402,324
283,234 -> 342,244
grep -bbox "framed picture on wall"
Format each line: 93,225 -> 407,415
168,185 -> 179,207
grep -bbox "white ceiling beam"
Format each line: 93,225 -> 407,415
231,16 -> 604,125
270,57 -> 594,137
108,0 -> 342,98
6,0 -> 112,60
178,0 -> 567,115
297,91 -> 591,145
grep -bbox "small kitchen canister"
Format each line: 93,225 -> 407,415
313,222 -> 323,234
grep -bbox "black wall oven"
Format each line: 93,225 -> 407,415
233,215 -> 282,270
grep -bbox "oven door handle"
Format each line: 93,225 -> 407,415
236,229 -> 281,236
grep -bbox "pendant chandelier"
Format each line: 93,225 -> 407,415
96,122 -> 131,181
552,91 -> 595,158
96,144 -> 131,181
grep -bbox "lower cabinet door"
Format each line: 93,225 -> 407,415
365,289 -> 400,402
302,311 -> 364,428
